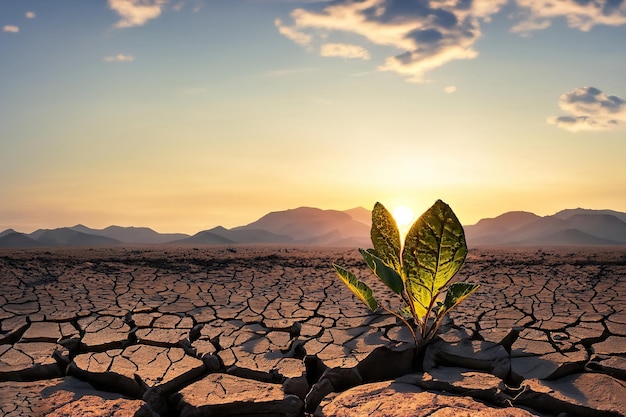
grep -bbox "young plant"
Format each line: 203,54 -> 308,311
333,199 -> 479,347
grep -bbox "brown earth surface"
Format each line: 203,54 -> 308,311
1,246 -> 625,416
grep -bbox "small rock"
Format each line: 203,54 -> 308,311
283,375 -> 310,400
45,395 -> 144,417
321,379 -> 540,417
517,373 -> 626,416
511,347 -> 588,381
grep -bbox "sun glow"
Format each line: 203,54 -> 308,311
392,205 -> 415,238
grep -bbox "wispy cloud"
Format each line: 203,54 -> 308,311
103,53 -> 136,62
548,87 -> 626,132
512,0 -> 626,34
444,85 -> 457,94
274,18 -> 312,47
3,25 -> 19,33
276,0 -> 507,83
26,11 -> 36,19
108,0 -> 169,28
320,43 -> 370,60
266,67 -> 316,77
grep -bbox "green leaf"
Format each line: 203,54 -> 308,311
398,305 -> 413,318
370,202 -> 401,270
333,264 -> 378,312
440,282 -> 480,316
402,200 -> 468,303
406,280 -> 430,318
359,248 -> 404,294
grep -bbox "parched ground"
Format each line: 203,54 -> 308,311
0,246 -> 625,416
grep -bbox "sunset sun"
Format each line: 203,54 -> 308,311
392,205 -> 415,229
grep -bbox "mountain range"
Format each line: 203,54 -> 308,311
1,207 -> 625,249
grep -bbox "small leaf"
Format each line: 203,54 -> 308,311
440,282 -> 480,315
360,248 -> 404,294
370,202 -> 401,270
398,305 -> 413,318
402,200 -> 468,300
333,264 -> 378,312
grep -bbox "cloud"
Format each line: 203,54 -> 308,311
103,53 -> 136,62
512,0 -> 626,33
275,18 -> 312,46
548,87 -> 626,132
108,0 -> 169,28
3,25 -> 19,33
266,67 -> 316,76
444,85 -> 457,94
276,0 -> 507,83
320,43 -> 371,60
26,11 -> 36,19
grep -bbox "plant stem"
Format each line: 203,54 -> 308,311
381,305 -> 419,347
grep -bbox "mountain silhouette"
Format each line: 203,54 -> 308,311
343,207 -> 372,226
553,208 -> 626,223
0,232 -> 45,248
1,206 -> 625,248
234,207 -> 369,243
506,229 -> 620,246
173,208 -> 370,247
35,228 -> 121,246
0,228 -> 18,238
172,226 -> 293,245
69,224 -> 189,244
207,226 -> 294,244
171,230 -> 236,245
465,209 -> 626,246
564,214 -> 626,243
465,211 -> 540,245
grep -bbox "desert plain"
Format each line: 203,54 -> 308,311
1,245 -> 626,416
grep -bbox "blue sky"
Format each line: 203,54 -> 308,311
1,0 -> 626,233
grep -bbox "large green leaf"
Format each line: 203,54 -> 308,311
402,200 -> 468,301
370,202 -> 401,270
333,264 -> 378,312
405,279 -> 430,318
439,282 -> 480,316
360,248 -> 404,294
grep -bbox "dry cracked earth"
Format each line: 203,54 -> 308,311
1,246 -> 626,417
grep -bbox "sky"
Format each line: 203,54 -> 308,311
1,0 -> 626,234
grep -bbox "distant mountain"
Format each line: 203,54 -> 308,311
169,208 -> 368,247
465,211 -> 540,245
208,226 -> 294,244
0,228 -> 18,238
465,209 -> 626,247
553,208 -> 626,223
171,230 -> 236,245
171,226 -> 293,245
506,228 -> 620,246
343,207 -> 371,226
565,214 -> 626,243
29,229 -> 48,240
0,232 -> 45,248
232,207 -> 370,246
300,229 -> 370,247
2,206 -> 625,248
35,228 -> 121,246
69,224 -> 189,244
